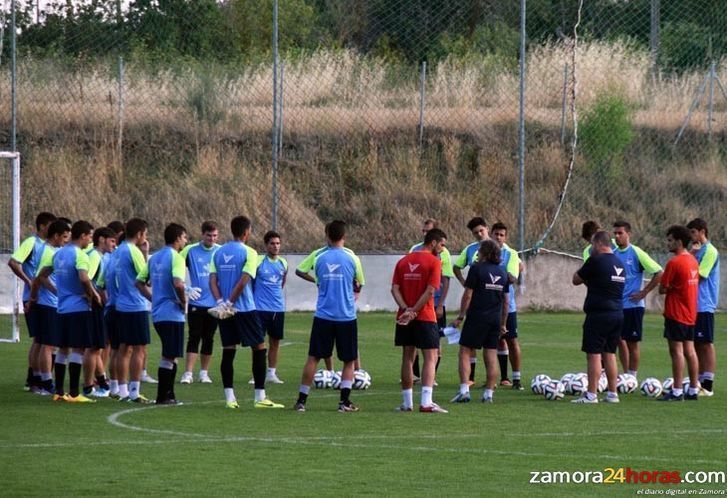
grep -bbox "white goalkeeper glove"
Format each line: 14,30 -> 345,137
185,286 -> 202,301
208,299 -> 235,320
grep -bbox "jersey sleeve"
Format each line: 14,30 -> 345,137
408,243 -> 420,254
36,246 -> 54,275
661,260 -> 674,289
296,250 -> 317,273
633,246 -> 662,274
242,246 -> 258,278
353,253 -> 365,286
257,254 -> 265,268
172,251 -> 186,280
75,248 -> 90,272
454,249 -> 468,269
582,245 -> 591,261
97,267 -> 107,288
699,245 -> 719,279
11,236 -> 36,263
506,248 -> 520,278
179,243 -> 193,262
130,245 -> 147,275
279,256 -> 288,272
87,250 -> 101,279
428,257 -> 441,289
136,261 -> 149,282
209,255 -> 217,274
440,248 -> 454,278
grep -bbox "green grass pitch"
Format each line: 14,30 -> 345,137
0,312 -> 725,496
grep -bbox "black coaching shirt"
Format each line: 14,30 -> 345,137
464,261 -> 510,318
576,252 -> 625,314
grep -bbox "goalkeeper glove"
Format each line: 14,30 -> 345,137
185,286 -> 202,301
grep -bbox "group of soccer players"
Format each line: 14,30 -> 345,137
7,211 -> 719,411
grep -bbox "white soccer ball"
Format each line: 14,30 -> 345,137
543,380 -> 565,401
663,377 -> 674,392
330,371 -> 342,390
640,377 -> 663,398
560,373 -> 575,394
598,372 -> 608,393
570,373 -> 589,395
682,376 -> 699,391
617,373 -> 638,394
353,369 -> 372,390
530,374 -> 551,395
313,369 -> 332,389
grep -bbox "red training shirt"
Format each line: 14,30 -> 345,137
662,252 -> 699,326
392,250 -> 442,323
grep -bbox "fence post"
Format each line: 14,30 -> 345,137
418,61 -> 426,150
279,60 -> 284,157
11,0 -> 17,152
560,63 -> 568,146
518,0 -> 527,254
271,0 -> 279,231
649,0 -> 660,73
707,61 -> 715,142
117,56 -> 124,165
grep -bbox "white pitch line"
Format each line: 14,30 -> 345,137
509,428 -> 727,438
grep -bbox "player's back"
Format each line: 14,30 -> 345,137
314,247 -> 360,321
53,244 -> 89,314
211,240 -> 257,311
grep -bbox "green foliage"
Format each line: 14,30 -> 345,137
659,21 -> 716,72
580,91 -> 634,180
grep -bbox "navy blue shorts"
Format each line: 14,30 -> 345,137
395,320 -> 440,349
582,312 -> 622,354
117,311 -> 151,346
621,307 -> 644,342
35,304 -> 60,347
104,307 -> 120,349
308,317 -> 358,362
460,313 -> 501,350
58,311 -> 93,349
154,321 -> 185,358
505,312 -> 518,339
89,303 -> 107,349
24,301 -> 40,339
694,312 -> 714,343
218,311 -> 265,348
664,318 -> 694,342
258,310 -> 285,340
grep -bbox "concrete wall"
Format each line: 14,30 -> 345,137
1,252 -> 723,314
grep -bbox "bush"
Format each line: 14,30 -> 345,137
580,91 -> 634,180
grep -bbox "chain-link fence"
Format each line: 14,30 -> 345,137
0,0 -> 724,254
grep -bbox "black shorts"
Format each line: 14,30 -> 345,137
621,307 -> 644,342
188,306 -> 218,337
460,313 -> 501,350
35,304 -> 59,347
218,311 -> 265,348
258,310 -> 285,340
89,303 -> 107,349
505,312 -> 518,339
395,320 -> 440,349
104,307 -> 120,350
582,312 -> 622,354
308,317 -> 358,362
24,301 -> 39,339
663,318 -> 694,342
58,311 -> 93,349
117,311 -> 151,346
694,312 -> 714,343
154,321 -> 185,358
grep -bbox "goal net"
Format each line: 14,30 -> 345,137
0,152 -> 21,343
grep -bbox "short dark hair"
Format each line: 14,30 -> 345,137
478,239 -> 501,264
201,220 -> 218,233
592,230 -> 612,248
491,222 -> 508,233
326,220 -> 346,242
35,212 -> 57,230
667,225 -> 691,248
424,228 -> 447,245
93,227 -> 116,247
264,230 -> 281,244
71,220 -> 94,240
466,217 -> 487,231
107,220 -> 125,235
58,217 -> 73,229
581,220 -> 601,242
613,220 -> 631,232
686,218 -> 708,237
164,223 -> 187,245
47,220 -> 71,239
230,216 -> 251,238
125,218 -> 148,239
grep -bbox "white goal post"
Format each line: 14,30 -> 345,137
1,151 -> 21,343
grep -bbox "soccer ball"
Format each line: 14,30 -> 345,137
353,369 -> 372,390
543,380 -> 565,401
560,373 -> 575,395
640,377 -> 663,398
663,377 -> 674,392
530,374 -> 551,395
313,369 -> 332,389
570,373 -> 588,395
597,372 -> 608,393
617,373 -> 638,394
330,371 -> 342,390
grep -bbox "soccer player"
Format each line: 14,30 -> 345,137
136,223 -> 189,404
294,220 -> 365,413
35,221 -> 100,403
453,216 -> 489,385
571,230 -> 624,404
114,218 -> 152,403
491,222 -> 524,389
392,228 -> 446,412
658,225 -> 700,401
209,216 -> 283,409
612,221 -> 663,378
179,220 -> 220,384
8,211 -> 56,391
26,220 -> 67,397
687,218 -> 720,396
581,220 -> 601,261
451,239 -> 510,403
253,230 -> 288,384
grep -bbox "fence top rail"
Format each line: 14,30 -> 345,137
0,152 -> 20,158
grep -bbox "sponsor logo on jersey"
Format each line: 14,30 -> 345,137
485,273 -> 504,291
611,266 -> 626,283
223,254 -> 234,264
408,263 -> 420,272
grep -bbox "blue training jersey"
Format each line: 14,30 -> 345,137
138,246 -> 185,323
115,241 -> 149,313
210,240 -> 258,312
499,246 -> 519,313
35,245 -> 59,308
254,255 -> 288,312
313,247 -> 364,321
11,235 -> 47,302
99,250 -> 119,309
613,244 -> 662,310
53,244 -> 91,314
694,242 -> 720,313
180,242 -> 220,308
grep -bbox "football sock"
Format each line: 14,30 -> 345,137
702,372 -> 714,391
254,389 -> 266,402
412,355 -> 420,378
224,388 -> 236,403
157,359 -> 174,402
628,370 -> 637,377
83,385 -> 93,396
498,351 -> 509,379
96,374 -> 109,390
607,390 -> 618,398
68,359 -> 82,398
402,388 -> 413,408
41,372 -> 53,391
688,386 -> 699,396
109,379 -> 119,394
54,360 -> 67,395
118,383 -> 129,399
267,367 -> 276,376
297,386 -> 309,404
252,348 -> 267,390
585,391 -> 597,400
421,386 -> 433,406
513,370 -> 521,381
435,356 -> 441,373
221,349 -> 236,389
129,381 -> 140,400
340,380 -> 353,403
671,388 -> 683,397
32,372 -> 42,388
170,362 -> 178,399
469,357 -> 476,382
26,367 -> 33,386
459,383 -> 470,395
483,388 -> 494,400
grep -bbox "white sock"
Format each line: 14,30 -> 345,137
299,384 -> 310,395
224,388 -> 236,403
142,369 -> 148,377
585,391 -> 597,400
628,370 -> 637,377
484,388 -> 494,399
41,372 -> 53,381
607,390 -> 618,398
254,389 -> 266,402
421,386 -> 433,406
118,383 -> 129,398
129,381 -> 140,399
267,367 -> 276,376
469,357 -> 476,364
341,380 -> 352,390
198,370 -> 206,377
402,388 -> 413,408
703,372 -> 715,381
109,379 -> 119,393
672,388 -> 683,396
513,370 -> 521,381
459,383 -> 470,395
33,369 -> 41,377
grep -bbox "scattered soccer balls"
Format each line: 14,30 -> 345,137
313,369 -> 332,389
640,377 -> 663,398
543,380 -> 565,401
663,377 -> 674,392
616,373 -> 638,394
570,373 -> 588,396
353,369 -> 372,390
531,374 -> 551,395
560,373 -> 575,395
330,371 -> 342,390
597,372 -> 608,393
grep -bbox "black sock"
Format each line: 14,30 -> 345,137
32,374 -> 42,388
703,378 -> 713,391
435,356 -> 441,373
95,374 -> 109,390
412,355 -> 420,378
221,349 -> 236,389
69,362 -> 81,397
498,354 -> 509,380
43,378 -> 53,391
170,363 -> 177,399
26,367 -> 33,385
156,367 -> 171,403
297,392 -> 308,404
51,353 -> 56,368
469,361 -> 476,382
54,363 -> 66,395
252,348 -> 267,390
340,387 -> 351,404
83,385 -> 94,396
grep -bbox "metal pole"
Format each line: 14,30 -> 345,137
117,56 -> 124,163
707,61 -> 715,142
271,0 -> 279,231
517,0 -> 526,254
278,60 -> 284,158
649,0 -> 660,73
12,153 -> 20,342
418,61 -> 426,150
560,63 -> 568,146
673,70 -> 709,147
11,0 -> 17,152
